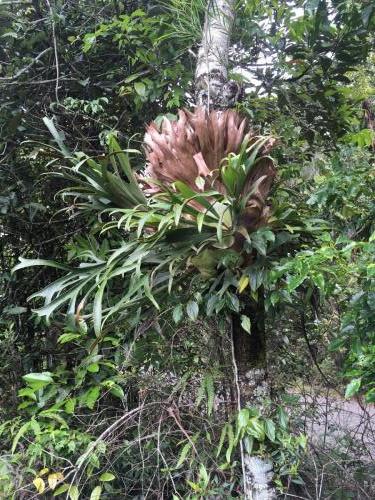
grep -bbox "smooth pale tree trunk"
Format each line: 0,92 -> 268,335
195,0 -> 240,108
195,2 -> 275,498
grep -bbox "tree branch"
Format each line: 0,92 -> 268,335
0,47 -> 52,82
45,0 -> 60,102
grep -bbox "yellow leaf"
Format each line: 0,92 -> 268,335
39,467 -> 49,476
238,275 -> 249,293
33,477 -> 45,494
48,472 -> 64,490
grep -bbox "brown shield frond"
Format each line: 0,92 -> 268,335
143,107 -> 251,190
142,107 -> 277,239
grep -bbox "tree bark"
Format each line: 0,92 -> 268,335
195,2 -> 275,497
232,292 -> 275,499
195,0 -> 241,108
232,293 -> 268,409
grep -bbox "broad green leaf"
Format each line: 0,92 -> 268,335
54,484 -> 70,496
125,72 -> 146,83
314,273 -> 325,291
69,484 -> 79,500
99,472 -> 115,482
345,378 -> 361,399
65,398 -> 76,415
43,116 -> 71,157
87,363 -> 100,373
23,372 -> 53,390
247,418 -> 265,441
58,332 -> 81,344
287,274 -> 306,292
11,422 -> 30,453
265,419 -> 276,442
206,295 -> 219,316
29,418 -> 41,435
237,408 -> 250,429
186,300 -> 199,321
176,441 -> 192,468
278,407 -> 289,429
134,81 -> 146,96
226,292 -> 239,312
18,387 -> 37,401
199,464 -> 209,485
243,436 -> 254,454
172,304 -> 183,324
109,384 -> 125,399
84,386 -> 100,409
241,315 -> 251,334
90,486 -> 102,500
250,232 -> 267,256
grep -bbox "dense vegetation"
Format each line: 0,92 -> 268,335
0,0 -> 374,498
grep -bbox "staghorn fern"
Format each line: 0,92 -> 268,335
13,112 -> 313,333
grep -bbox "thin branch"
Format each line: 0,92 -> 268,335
0,1 -> 32,4
45,0 -> 60,102
0,77 -> 76,86
300,310 -> 337,391
167,404 -> 198,455
0,47 -> 52,81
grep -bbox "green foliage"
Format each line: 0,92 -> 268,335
217,406 -> 307,490
13,129 -> 317,336
80,7 -> 192,110
159,0 -> 206,43
1,0 -> 375,498
330,236 -> 375,402
239,0 -> 375,143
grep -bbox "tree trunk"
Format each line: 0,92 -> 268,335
195,0 -> 240,108
195,2 -> 275,498
232,292 -> 275,499
232,293 -> 267,406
